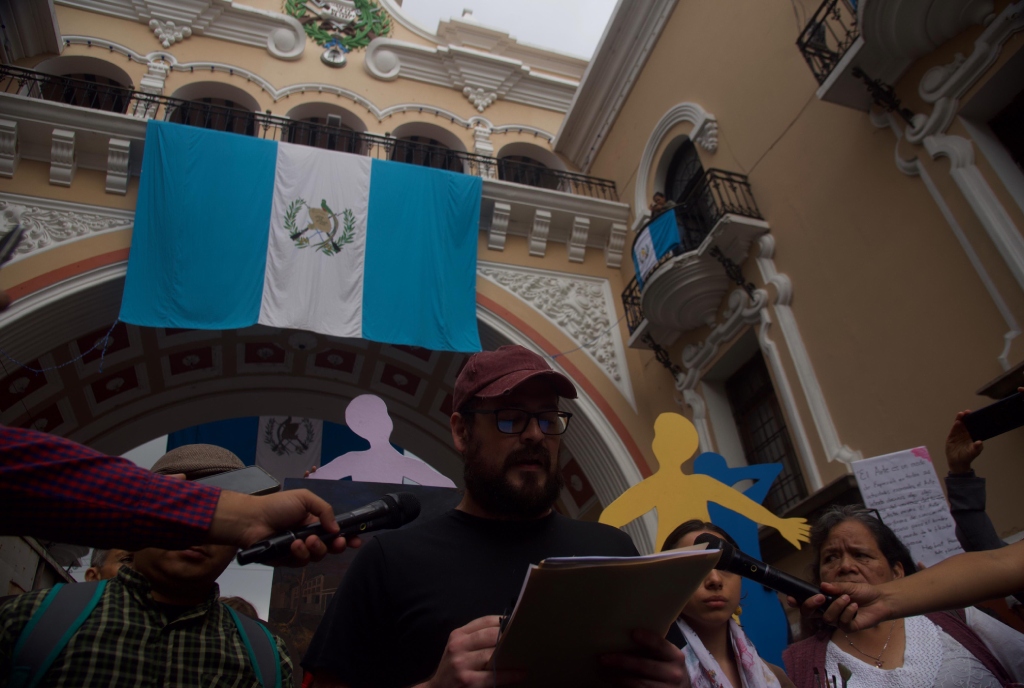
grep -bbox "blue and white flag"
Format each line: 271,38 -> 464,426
632,210 -> 679,287
120,120 -> 482,352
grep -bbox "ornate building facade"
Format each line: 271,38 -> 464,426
0,0 -> 1021,579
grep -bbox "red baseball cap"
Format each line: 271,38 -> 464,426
453,345 -> 577,412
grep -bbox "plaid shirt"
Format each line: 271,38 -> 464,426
0,427 -> 220,550
0,567 -> 292,687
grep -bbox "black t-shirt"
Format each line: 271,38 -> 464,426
302,509 -> 641,688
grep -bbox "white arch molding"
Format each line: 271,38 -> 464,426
33,55 -> 135,89
0,264 -> 658,552
634,102 -> 719,219
58,37 -> 557,142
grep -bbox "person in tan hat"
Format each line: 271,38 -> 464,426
304,345 -> 688,688
0,445 -> 294,687
83,548 -> 132,582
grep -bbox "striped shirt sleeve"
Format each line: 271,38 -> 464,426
0,427 -> 221,551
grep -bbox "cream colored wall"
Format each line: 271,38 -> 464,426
588,0 -> 1024,536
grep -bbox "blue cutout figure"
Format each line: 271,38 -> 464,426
693,452 -> 791,667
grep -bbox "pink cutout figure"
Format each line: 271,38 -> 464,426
311,394 -> 455,487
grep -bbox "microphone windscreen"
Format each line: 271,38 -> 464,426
693,532 -> 733,569
391,492 -> 421,523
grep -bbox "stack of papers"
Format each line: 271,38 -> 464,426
492,545 -> 720,687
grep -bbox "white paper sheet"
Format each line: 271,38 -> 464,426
852,446 -> 964,567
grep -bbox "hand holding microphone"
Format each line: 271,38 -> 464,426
693,532 -> 836,607
237,492 -> 421,565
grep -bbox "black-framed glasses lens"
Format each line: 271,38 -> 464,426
493,410 -> 571,435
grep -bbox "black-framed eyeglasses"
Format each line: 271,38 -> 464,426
465,409 -> 573,435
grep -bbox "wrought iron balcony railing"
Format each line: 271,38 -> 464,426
0,65 -> 618,201
796,0 -> 859,85
622,168 -> 763,335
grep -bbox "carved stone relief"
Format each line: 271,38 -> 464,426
55,0 -> 305,60
477,262 -> 635,408
0,194 -> 134,257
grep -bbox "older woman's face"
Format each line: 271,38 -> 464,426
818,519 -> 904,585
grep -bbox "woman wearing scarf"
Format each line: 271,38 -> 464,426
665,520 -> 795,688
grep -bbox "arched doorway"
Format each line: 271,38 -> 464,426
0,266 -> 656,550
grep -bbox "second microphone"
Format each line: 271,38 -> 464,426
237,491 -> 421,566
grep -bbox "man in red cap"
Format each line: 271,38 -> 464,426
304,345 -> 686,688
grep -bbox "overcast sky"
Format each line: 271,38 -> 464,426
399,0 -> 619,59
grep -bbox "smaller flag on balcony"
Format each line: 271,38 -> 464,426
120,120 -> 482,352
632,209 -> 679,287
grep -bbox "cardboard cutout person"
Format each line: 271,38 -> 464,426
311,395 -> 455,487
694,452 -> 791,667
599,413 -> 809,550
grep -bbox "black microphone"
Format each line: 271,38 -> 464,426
236,492 -> 421,565
694,532 -> 835,607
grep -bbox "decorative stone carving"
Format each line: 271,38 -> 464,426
488,202 -> 511,251
873,112 -> 1020,371
605,222 -> 627,269
0,194 -> 134,257
633,102 -> 717,214
140,60 -> 169,96
693,119 -> 719,153
568,216 -> 589,263
755,234 -> 860,468
473,124 -> 494,155
477,262 -> 635,407
682,388 -> 713,453
905,1 -> 1023,144
0,120 -> 18,178
473,125 -> 497,179
464,87 -> 498,112
105,138 -> 131,195
149,19 -> 191,48
679,289 -> 768,389
49,129 -> 76,187
529,209 -> 551,257
924,133 -> 1024,294
54,0 -> 306,60
365,38 -> 577,113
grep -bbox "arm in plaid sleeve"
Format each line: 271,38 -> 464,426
0,427 -> 220,551
0,591 -> 48,682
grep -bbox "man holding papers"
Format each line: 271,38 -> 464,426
303,346 -> 688,688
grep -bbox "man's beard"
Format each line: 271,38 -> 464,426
462,439 -> 563,519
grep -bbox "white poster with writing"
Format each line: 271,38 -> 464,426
852,447 -> 964,567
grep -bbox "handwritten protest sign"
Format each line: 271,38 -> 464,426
852,447 -> 964,567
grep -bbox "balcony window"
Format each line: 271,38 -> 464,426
665,139 -> 715,251
287,117 -> 360,154
725,354 -> 806,513
391,136 -> 462,172
167,97 -> 256,136
39,73 -> 130,114
497,155 -> 560,190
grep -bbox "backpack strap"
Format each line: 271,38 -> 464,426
225,606 -> 282,688
9,580 -> 107,688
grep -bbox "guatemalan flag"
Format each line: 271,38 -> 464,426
119,120 -> 482,352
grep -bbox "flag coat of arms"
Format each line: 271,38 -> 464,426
120,120 -> 482,352
632,210 -> 679,287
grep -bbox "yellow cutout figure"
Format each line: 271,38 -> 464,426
600,413 -> 810,550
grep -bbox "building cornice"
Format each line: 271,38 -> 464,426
376,0 -> 588,79
554,0 -> 679,172
364,38 -> 579,114
55,0 -> 306,60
